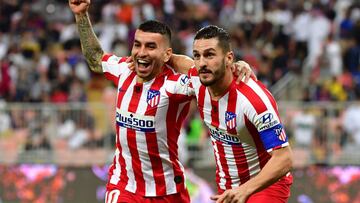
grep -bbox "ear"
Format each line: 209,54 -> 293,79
163,48 -> 173,63
225,51 -> 234,68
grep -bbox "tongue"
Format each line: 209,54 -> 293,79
138,63 -> 150,71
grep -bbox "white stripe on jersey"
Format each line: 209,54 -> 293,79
190,73 -> 288,190
201,89 -> 212,126
135,85 -> 156,196
241,142 -> 261,179
211,138 -> 227,191
245,80 -> 280,123
110,149 -> 121,185
118,78 -> 137,193
102,55 -> 128,77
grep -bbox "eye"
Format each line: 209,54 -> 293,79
193,53 -> 200,60
205,52 -> 215,58
147,43 -> 157,49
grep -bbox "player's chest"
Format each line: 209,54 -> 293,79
116,81 -> 169,112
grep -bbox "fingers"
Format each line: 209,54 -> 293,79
125,56 -> 133,63
233,61 -> 253,84
250,71 -> 258,81
210,194 -> 220,200
126,56 -> 135,71
216,194 -> 227,203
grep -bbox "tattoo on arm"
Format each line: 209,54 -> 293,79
76,13 -> 104,73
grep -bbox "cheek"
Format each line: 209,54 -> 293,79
131,48 -> 137,56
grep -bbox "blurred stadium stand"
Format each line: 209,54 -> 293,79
2,0 -> 360,202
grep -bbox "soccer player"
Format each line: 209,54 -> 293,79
169,25 -> 293,203
68,1 -> 253,202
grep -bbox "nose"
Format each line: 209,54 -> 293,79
198,56 -> 207,69
137,46 -> 147,57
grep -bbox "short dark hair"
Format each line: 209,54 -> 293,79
138,20 -> 172,44
194,25 -> 231,52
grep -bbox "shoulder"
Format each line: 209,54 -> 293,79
102,54 -> 128,64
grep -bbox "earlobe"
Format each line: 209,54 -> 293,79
164,48 -> 173,63
226,51 -> 234,67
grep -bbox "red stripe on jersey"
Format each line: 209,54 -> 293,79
166,99 -> 186,192
102,54 -> 112,62
115,124 -> 128,191
166,91 -> 193,103
236,82 -> 267,114
233,144 -> 250,184
167,74 -> 182,81
227,85 -> 237,135
127,84 -> 145,195
259,81 -> 281,119
176,102 -> 190,127
211,100 -> 232,189
117,72 -> 136,108
197,85 -> 206,120
112,72 -> 136,191
119,57 -> 128,63
244,116 -> 271,169
210,100 -> 220,129
188,67 -> 198,77
144,76 -> 166,196
215,142 -> 232,189
104,72 -> 120,87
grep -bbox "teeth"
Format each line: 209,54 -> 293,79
137,59 -> 148,63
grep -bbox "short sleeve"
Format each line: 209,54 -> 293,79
101,54 -> 130,86
165,74 -> 195,102
239,79 -> 289,152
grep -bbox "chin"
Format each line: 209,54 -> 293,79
200,78 -> 215,86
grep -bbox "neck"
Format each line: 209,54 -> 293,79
136,66 -> 164,83
208,69 -> 233,100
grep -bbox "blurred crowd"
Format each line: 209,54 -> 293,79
1,0 -> 360,164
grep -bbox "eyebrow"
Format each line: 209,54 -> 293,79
134,39 -> 157,46
193,48 -> 217,53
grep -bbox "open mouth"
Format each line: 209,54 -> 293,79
137,59 -> 151,71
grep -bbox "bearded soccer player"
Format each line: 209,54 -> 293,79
68,1 -> 253,202
169,25 -> 293,203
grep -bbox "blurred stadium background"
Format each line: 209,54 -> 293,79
1,0 -> 360,202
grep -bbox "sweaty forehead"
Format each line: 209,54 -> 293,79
134,30 -> 167,45
193,38 -> 220,52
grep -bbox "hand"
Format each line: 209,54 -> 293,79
210,187 -> 250,203
126,56 -> 135,71
68,0 -> 90,14
231,61 -> 257,84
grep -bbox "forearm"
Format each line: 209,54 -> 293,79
168,54 -> 194,74
242,147 -> 293,196
75,13 -> 104,73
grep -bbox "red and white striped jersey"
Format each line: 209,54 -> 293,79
101,54 -> 193,197
175,68 -> 290,191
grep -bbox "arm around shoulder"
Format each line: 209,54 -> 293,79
168,54 -> 194,74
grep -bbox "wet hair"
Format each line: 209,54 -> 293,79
194,25 -> 231,52
138,20 -> 172,44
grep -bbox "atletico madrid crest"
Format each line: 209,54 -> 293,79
147,89 -> 160,107
275,126 -> 287,142
225,111 -> 237,129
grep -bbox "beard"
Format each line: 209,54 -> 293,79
199,59 -> 226,86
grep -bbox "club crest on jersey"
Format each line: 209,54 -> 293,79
274,126 -> 287,142
180,75 -> 190,86
225,111 -> 237,129
147,89 -> 160,107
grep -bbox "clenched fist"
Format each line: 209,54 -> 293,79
68,0 -> 90,14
